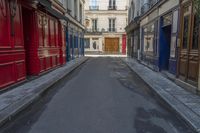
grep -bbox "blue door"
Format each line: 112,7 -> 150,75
66,29 -> 70,61
159,20 -> 171,70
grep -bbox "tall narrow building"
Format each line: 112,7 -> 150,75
84,0 -> 129,55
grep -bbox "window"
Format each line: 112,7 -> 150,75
74,0 -> 77,19
170,10 -> 179,58
170,36 -> 176,58
79,4 -> 82,23
143,22 -> 157,55
172,10 -> 178,33
182,5 -> 191,49
182,16 -> 189,49
108,0 -> 116,10
92,38 -> 99,50
108,19 -> 116,32
90,0 -> 99,10
84,38 -> 90,48
192,14 -> 199,49
92,19 -> 98,31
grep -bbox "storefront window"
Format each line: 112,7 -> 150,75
182,5 -> 191,49
170,36 -> 176,58
154,20 -> 158,55
143,23 -> 155,54
172,10 -> 178,33
182,16 -> 189,49
170,10 -> 178,58
84,38 -> 90,48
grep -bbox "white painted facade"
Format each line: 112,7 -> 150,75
52,0 -> 85,59
84,0 -> 128,54
52,0 -> 85,26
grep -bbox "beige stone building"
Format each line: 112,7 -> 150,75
84,0 -> 129,54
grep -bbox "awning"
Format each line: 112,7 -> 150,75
37,0 -> 68,21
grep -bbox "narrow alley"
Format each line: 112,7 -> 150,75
0,58 -> 193,133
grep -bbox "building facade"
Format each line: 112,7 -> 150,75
0,0 -> 85,90
125,0 -> 141,59
126,0 -> 200,92
65,0 -> 85,60
178,0 -> 199,90
138,0 -> 179,73
84,0 -> 128,55
126,0 -> 179,73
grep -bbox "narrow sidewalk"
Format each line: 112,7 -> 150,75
0,57 -> 88,127
122,58 -> 200,133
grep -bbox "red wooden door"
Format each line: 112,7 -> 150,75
105,38 -> 119,53
122,34 -> 126,55
0,1 -> 26,89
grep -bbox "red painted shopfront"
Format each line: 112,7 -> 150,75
122,34 -> 127,55
0,0 -> 66,89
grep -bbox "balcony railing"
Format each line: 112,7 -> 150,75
108,6 -> 117,10
86,28 -> 101,32
108,28 -> 117,32
89,6 -> 99,10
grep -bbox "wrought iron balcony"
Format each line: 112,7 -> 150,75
108,28 -> 117,32
85,28 -> 103,35
86,28 -> 101,32
89,6 -> 99,10
108,6 -> 117,10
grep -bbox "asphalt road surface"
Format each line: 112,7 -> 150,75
0,58 -> 194,133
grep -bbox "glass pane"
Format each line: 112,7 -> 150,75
182,16 -> 189,49
192,14 -> 199,49
172,10 -> 178,33
170,36 -> 176,57
109,0 -> 112,6
113,20 -> 115,28
113,0 -> 116,6
84,39 -> 90,48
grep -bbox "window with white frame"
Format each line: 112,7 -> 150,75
108,18 -> 116,32
92,19 -> 98,31
90,0 -> 99,10
108,0 -> 116,9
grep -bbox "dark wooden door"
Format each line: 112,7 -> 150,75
105,38 -> 119,53
179,3 -> 199,86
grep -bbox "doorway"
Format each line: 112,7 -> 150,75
159,25 -> 171,70
178,4 -> 199,86
105,38 -> 119,54
22,7 -> 33,75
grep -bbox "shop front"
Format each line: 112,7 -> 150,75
125,18 -> 140,58
0,0 -> 67,89
159,9 -> 179,75
178,0 -> 199,87
141,20 -> 159,70
0,0 -> 25,89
